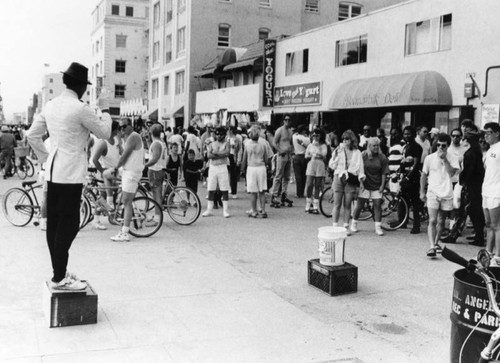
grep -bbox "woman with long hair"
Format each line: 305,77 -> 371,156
304,128 -> 328,214
329,129 -> 363,234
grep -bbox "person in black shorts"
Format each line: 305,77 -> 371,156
183,149 -> 200,193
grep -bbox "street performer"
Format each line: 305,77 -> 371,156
27,62 -> 111,290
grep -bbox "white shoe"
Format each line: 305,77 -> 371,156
223,210 -> 230,218
40,218 -> 47,231
145,219 -> 159,227
93,220 -> 107,230
50,277 -> 87,291
202,210 -> 213,217
110,231 -> 130,242
231,194 -> 238,199
343,223 -> 351,236
375,225 -> 384,236
351,220 -> 358,233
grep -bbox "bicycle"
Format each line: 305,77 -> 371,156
81,172 -> 163,237
442,247 -> 500,362
138,171 -> 201,225
2,180 -> 88,229
1,148 -> 35,180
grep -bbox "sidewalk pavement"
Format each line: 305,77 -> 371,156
0,176 -> 475,362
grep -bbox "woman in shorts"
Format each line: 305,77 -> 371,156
304,128 -> 328,214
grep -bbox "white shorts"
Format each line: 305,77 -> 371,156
207,164 -> 230,191
427,193 -> 453,211
358,189 -> 382,200
246,166 -> 267,193
121,170 -> 142,194
483,196 -> 500,210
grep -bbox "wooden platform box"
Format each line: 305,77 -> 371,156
308,259 -> 358,296
43,281 -> 98,328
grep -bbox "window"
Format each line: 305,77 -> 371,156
100,36 -> 103,50
335,34 -> 367,66
145,6 -> 149,18
111,4 -> 119,15
305,0 -> 319,13
258,28 -> 270,40
49,78 -> 53,83
405,14 -> 452,56
175,71 -> 185,94
153,41 -> 160,64
218,24 -> 230,47
259,0 -> 271,7
153,2 -> 160,26
96,40 -> 99,53
164,76 -> 170,95
178,0 -> 186,13
177,27 -> 186,53
338,2 -> 362,21
115,60 -> 126,73
285,49 -> 309,75
152,79 -> 159,99
115,85 -> 125,98
109,107 -> 120,116
116,34 -> 127,48
49,89 -> 53,94
165,34 -> 172,63
126,6 -> 133,17
166,0 -> 173,22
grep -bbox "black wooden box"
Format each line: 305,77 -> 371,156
308,259 -> 358,296
43,281 -> 98,328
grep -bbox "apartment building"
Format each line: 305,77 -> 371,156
148,0 -> 403,128
90,0 -> 150,118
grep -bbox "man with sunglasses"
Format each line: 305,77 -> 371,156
110,118 -> 144,242
420,133 -> 459,257
482,122 -> 500,265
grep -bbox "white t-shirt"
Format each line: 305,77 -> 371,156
292,134 -> 310,155
422,152 -> 460,199
416,137 -> 431,163
447,143 -> 466,183
482,142 -> 500,198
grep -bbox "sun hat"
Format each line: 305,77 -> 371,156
429,127 -> 440,135
61,62 -> 92,85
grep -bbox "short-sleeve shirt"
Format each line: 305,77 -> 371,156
422,152 -> 460,199
482,142 -> 500,198
362,151 -> 389,190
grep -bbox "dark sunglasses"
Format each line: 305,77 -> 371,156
451,134 -> 461,138
343,137 -> 351,141
437,143 -> 448,149
119,125 -> 128,130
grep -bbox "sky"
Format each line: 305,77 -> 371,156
0,0 -> 98,121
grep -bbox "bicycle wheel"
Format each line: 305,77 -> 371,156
129,196 -> 163,237
357,199 -> 373,221
79,194 -> 92,229
319,186 -> 334,218
380,192 -> 409,231
24,159 -> 35,177
2,188 -> 35,226
165,187 -> 201,225
17,164 -> 27,179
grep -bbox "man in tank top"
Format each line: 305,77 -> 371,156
110,118 -> 144,242
144,124 -> 168,225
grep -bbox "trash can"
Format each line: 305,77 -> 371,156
317,226 -> 347,266
450,267 -> 500,363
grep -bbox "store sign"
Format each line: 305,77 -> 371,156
481,104 -> 500,128
262,39 -> 276,108
274,82 -> 321,106
464,83 -> 474,98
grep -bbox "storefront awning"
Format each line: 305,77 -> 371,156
194,68 -> 216,78
173,106 -> 184,118
145,109 -> 158,120
328,71 -> 452,109
224,59 -> 257,71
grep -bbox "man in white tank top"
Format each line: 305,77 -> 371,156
144,124 -> 168,225
111,118 -> 144,242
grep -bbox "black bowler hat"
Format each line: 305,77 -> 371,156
61,62 -> 92,85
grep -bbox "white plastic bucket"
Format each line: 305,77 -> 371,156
318,226 -> 347,266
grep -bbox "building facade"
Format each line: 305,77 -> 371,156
148,0 -> 402,128
90,0 -> 150,118
197,0 -> 500,133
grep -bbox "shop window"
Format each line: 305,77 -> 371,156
152,79 -> 159,99
115,85 -> 126,98
116,34 -> 127,48
111,5 -> 119,15
165,34 -> 172,64
335,34 -> 367,66
164,76 -> 170,95
259,28 -> 270,40
285,49 -> 309,76
338,2 -> 362,21
305,0 -> 319,13
175,71 -> 185,94
126,6 -> 133,17
218,24 -> 230,48
115,60 -> 126,73
405,13 -> 452,56
153,2 -> 160,26
177,27 -> 186,54
153,41 -> 160,64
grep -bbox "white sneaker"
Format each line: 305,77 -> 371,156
375,225 -> 384,236
202,210 -> 213,217
231,194 -> 238,199
343,223 -> 351,236
145,219 -> 159,227
93,220 -> 107,230
223,210 -> 230,218
40,218 -> 47,231
350,220 -> 358,233
110,231 -> 130,242
50,277 -> 87,291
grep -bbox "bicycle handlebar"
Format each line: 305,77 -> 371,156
441,246 -> 470,269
